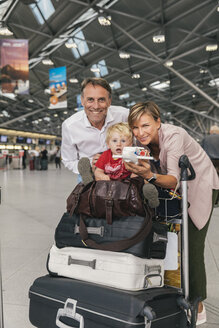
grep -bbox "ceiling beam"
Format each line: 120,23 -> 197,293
167,4 -> 217,60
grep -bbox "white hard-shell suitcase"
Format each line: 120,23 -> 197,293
47,245 -> 164,291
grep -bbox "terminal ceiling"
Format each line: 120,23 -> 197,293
0,0 -> 218,139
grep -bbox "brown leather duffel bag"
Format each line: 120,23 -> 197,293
67,177 -> 153,225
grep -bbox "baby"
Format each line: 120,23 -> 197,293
94,123 -> 135,180
78,122 -> 159,208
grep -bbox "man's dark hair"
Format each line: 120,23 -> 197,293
81,77 -> 112,98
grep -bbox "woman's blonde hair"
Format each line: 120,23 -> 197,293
128,101 -> 160,128
106,122 -> 133,144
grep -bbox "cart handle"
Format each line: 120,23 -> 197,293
179,155 -> 196,181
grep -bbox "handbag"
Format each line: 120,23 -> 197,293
66,177 -> 151,224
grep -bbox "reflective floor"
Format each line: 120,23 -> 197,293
0,165 -> 219,328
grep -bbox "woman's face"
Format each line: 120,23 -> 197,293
132,113 -> 160,146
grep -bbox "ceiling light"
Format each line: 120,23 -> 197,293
42,58 -> 54,65
90,67 -> 100,73
141,87 -> 147,91
28,99 -> 34,103
0,27 -> 13,36
165,60 -> 173,67
119,52 -> 130,59
150,80 -> 170,90
208,77 -> 219,87
217,5 -> 219,11
153,33 -> 165,43
132,73 -> 140,79
192,94 -> 196,98
44,88 -> 51,94
64,111 -> 68,114
98,15 -> 111,26
69,78 -> 79,83
65,42 -> 77,48
54,114 -> 58,117
205,44 -> 218,51
200,68 -> 207,74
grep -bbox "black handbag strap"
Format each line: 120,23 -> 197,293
79,213 -> 152,252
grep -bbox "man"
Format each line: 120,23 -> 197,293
21,145 -> 27,169
61,77 -> 129,176
201,125 -> 219,174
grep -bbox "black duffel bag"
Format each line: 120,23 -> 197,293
55,212 -> 168,259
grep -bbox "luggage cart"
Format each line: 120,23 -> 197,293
29,155 -> 198,328
156,154 -> 198,326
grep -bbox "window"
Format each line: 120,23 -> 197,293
30,0 -> 55,25
110,80 -> 121,90
91,59 -> 108,77
119,92 -> 129,100
70,30 -> 89,59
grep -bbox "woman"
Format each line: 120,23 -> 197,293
125,101 -> 219,326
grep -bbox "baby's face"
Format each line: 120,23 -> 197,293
107,132 -> 132,155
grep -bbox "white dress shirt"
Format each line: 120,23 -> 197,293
61,105 -> 129,174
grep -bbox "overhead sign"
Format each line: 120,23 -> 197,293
0,39 -> 29,94
49,66 -> 67,109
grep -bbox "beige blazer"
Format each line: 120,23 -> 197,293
158,124 -> 219,230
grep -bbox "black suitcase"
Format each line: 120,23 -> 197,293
29,275 -> 188,328
41,158 -> 48,170
55,212 -> 168,259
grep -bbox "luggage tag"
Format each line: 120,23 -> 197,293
164,232 -> 178,270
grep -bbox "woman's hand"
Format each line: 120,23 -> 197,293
124,159 -> 152,180
125,159 -> 178,189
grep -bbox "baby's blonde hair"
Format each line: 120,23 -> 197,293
106,122 -> 133,144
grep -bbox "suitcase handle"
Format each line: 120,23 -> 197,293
56,298 -> 84,328
68,256 -> 96,269
74,224 -> 104,237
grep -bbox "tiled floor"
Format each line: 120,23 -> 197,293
0,165 -> 218,328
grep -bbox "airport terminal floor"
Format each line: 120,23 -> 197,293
0,163 -> 219,328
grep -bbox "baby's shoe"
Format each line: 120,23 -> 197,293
78,157 -> 94,185
143,183 -> 160,208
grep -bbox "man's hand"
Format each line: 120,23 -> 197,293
92,153 -> 101,172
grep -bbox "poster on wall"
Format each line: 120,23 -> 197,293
0,39 -> 29,94
49,66 -> 67,109
76,94 -> 84,111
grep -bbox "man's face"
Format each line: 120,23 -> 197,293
81,84 -> 112,128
